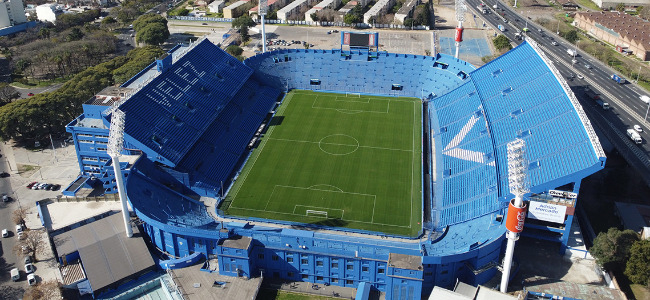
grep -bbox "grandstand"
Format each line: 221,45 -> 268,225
64,37 -> 605,299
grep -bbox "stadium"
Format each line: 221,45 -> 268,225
65,33 -> 606,299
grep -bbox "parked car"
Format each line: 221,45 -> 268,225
11,268 -> 19,281
27,274 -> 36,286
2,229 -> 8,238
24,263 -> 35,274
27,92 -> 34,96
44,184 -> 53,190
0,172 -> 9,177
2,193 -> 8,202
51,184 -> 61,191
24,256 -> 32,264
27,181 -> 38,189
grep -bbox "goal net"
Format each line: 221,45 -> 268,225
306,210 -> 328,218
345,92 -> 361,98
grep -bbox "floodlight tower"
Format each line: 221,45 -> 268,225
107,108 -> 133,238
454,0 -> 467,59
500,138 -> 529,293
260,0 -> 268,52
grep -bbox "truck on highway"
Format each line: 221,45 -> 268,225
477,4 -> 488,13
584,87 -> 609,109
611,74 -> 626,84
627,128 -> 642,144
498,25 -> 505,32
567,49 -> 576,56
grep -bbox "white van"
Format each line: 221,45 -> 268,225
10,268 -> 19,281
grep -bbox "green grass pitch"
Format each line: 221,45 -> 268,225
222,90 -> 422,236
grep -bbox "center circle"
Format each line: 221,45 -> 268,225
318,134 -> 360,156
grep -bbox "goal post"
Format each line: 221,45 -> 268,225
306,210 -> 328,218
345,92 -> 361,98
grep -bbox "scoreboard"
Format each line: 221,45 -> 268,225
341,32 -> 379,47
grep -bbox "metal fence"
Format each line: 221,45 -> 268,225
168,16 -> 429,30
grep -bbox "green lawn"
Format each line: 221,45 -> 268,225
222,90 -> 422,236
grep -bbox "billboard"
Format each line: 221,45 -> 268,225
548,189 -> 577,199
528,201 -> 567,224
341,32 -> 379,47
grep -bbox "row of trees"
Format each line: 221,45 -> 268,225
13,31 -> 118,81
591,228 -> 650,286
0,46 -> 165,142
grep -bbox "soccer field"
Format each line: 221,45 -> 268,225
222,90 -> 422,236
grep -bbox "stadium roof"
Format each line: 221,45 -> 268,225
430,40 -> 605,228
117,39 -> 254,166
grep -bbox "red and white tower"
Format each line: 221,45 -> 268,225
454,0 -> 467,59
500,138 -> 529,293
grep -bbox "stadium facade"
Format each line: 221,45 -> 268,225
65,37 -> 605,298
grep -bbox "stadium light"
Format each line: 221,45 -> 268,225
500,138 -> 529,293
454,0 -> 466,59
259,0 -> 268,53
107,108 -> 133,238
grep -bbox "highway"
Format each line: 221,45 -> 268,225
465,0 -> 650,184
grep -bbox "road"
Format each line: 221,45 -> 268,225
466,0 -> 650,184
12,83 -> 62,99
0,146 -> 25,298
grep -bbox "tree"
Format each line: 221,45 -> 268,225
23,279 -> 62,300
38,28 -> 50,39
232,15 -> 255,29
239,26 -> 249,43
14,229 -> 47,261
226,45 -> 243,56
564,30 -> 579,44
590,228 -> 639,271
12,207 -> 26,226
67,27 -> 84,41
625,239 -> 650,285
640,6 -> 650,20
311,13 -> 319,22
0,83 -> 19,105
343,4 -> 363,24
169,8 -> 190,16
100,16 -> 118,30
616,3 -> 625,11
136,22 -> 170,45
493,34 -> 512,50
132,14 -> 168,33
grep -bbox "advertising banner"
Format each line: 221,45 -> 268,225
528,201 -> 567,224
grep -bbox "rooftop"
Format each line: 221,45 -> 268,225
388,253 -> 423,271
219,235 -> 252,250
52,212 -> 155,292
577,11 -> 650,47
85,86 -> 132,106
